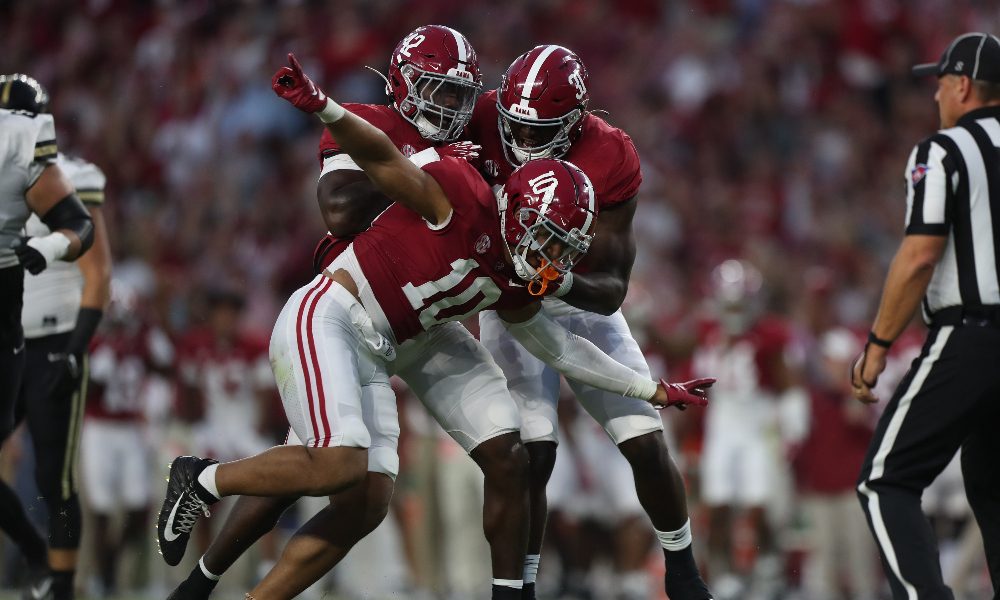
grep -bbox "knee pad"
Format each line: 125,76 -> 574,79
46,494 -> 81,549
368,446 -> 399,480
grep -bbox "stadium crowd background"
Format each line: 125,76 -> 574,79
1,0 -> 998,599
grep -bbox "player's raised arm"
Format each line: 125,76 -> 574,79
272,54 -> 452,226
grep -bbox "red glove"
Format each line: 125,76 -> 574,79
272,53 -> 328,114
654,377 -> 715,410
437,141 -> 481,161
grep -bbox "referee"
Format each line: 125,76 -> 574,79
852,32 -> 1000,599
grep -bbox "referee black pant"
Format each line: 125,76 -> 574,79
857,325 -> 1000,600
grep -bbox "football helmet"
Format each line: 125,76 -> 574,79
0,73 -> 49,114
387,25 -> 482,142
497,45 -> 590,165
498,159 -> 597,289
709,259 -> 764,335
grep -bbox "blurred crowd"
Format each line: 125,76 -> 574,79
1,0 -> 999,598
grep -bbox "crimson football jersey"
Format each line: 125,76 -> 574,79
317,103 -> 435,166
176,328 -> 272,426
314,103 -> 438,271
352,156 -> 536,344
468,90 -> 642,209
692,316 -> 795,397
87,326 -> 173,421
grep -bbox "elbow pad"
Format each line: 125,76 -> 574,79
41,193 -> 94,254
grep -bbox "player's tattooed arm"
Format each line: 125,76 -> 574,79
557,196 -> 637,315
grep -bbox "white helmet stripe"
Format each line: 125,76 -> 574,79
519,45 -> 560,108
580,171 -> 595,235
445,26 -> 467,63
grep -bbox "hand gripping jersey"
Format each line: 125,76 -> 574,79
22,154 -> 106,337
468,90 -> 642,211
314,103 -> 438,271
351,156 -> 536,343
0,108 -> 57,268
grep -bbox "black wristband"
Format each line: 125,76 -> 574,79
66,307 -> 103,355
867,330 -> 893,349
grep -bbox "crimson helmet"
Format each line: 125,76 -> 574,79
0,73 -> 49,114
498,159 -> 597,285
387,25 -> 482,142
497,45 -> 590,165
709,259 -> 764,334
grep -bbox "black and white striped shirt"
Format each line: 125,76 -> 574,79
905,105 -> 1000,317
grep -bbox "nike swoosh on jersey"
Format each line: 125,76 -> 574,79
163,495 -> 184,541
12,343 -> 24,355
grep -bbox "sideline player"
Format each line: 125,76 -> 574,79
690,259 -> 804,598
4,73 -> 113,600
155,53 -> 714,600
473,45 -> 712,599
0,72 -> 94,598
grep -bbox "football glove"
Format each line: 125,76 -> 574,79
437,141 -> 481,161
653,377 -> 715,411
11,237 -> 47,274
272,53 -> 330,114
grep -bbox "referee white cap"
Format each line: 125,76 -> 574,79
913,32 -> 1000,82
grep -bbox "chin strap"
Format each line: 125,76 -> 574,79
528,262 -> 561,296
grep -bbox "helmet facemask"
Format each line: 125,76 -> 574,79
497,104 -> 581,165
397,65 -> 481,142
507,205 -> 592,293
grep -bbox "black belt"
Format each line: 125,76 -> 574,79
930,306 -> 1000,327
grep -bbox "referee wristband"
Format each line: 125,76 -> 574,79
867,331 -> 893,349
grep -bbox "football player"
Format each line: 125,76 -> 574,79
472,46 -> 712,599
166,26 -> 572,600
0,73 -> 94,600
690,259 -> 806,598
154,53 -> 713,600
3,73 -> 113,600
81,281 -> 170,597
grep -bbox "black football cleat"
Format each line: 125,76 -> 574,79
665,570 -> 714,600
21,566 -> 53,600
165,568 -> 218,600
157,456 -> 218,566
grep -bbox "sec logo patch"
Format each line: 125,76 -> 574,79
476,234 -> 491,254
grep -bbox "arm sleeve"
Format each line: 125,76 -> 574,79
501,308 -> 658,400
904,137 -> 952,236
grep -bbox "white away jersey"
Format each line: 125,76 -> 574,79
22,154 -> 106,337
0,108 -> 57,268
